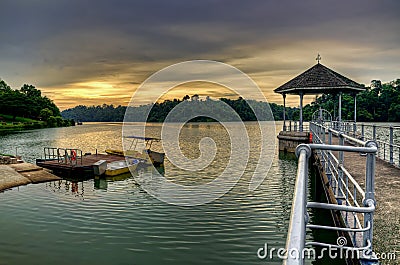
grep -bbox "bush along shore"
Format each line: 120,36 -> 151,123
0,119 -> 75,134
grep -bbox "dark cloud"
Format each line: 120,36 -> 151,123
1,0 -> 400,108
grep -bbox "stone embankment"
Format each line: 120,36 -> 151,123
0,156 -> 60,191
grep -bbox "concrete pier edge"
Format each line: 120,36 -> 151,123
0,162 -> 61,192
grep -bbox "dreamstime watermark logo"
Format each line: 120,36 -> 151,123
122,60 -> 276,206
336,236 -> 347,247
257,238 -> 397,261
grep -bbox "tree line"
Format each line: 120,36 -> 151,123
61,79 -> 400,123
61,97 -> 291,122
0,79 -> 74,127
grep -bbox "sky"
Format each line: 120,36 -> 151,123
1,0 -> 399,110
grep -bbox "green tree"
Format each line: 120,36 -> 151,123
0,79 -> 69,127
20,84 -> 41,98
39,108 -> 53,121
47,116 -> 57,127
0,79 -> 11,93
55,116 -> 64,127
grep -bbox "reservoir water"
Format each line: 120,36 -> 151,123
0,122 -> 340,265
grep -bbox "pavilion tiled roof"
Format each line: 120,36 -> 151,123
274,63 -> 365,94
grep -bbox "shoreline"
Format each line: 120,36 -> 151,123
0,123 -> 75,135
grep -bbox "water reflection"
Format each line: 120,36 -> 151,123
93,165 -> 164,191
94,177 -> 108,190
44,179 -> 85,198
276,153 -> 297,234
0,122 -> 335,265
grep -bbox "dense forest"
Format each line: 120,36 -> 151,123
61,104 -> 127,122
61,79 -> 400,123
61,97 -> 294,122
300,79 -> 400,122
0,79 -> 74,127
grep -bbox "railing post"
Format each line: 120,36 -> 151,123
338,133 -> 344,198
364,141 -> 377,257
383,143 -> 386,161
390,126 -> 394,164
372,125 -> 376,141
326,129 -> 333,187
321,125 -> 329,169
353,122 -> 357,137
283,94 -> 287,131
362,123 -> 365,141
294,121 -> 297,132
289,120 -> 292,132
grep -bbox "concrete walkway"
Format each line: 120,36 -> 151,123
330,136 -> 400,264
0,163 -> 60,191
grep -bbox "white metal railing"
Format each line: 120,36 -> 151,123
283,122 -> 378,265
285,120 -> 400,166
43,147 -> 83,166
356,123 -> 400,167
283,120 -> 310,132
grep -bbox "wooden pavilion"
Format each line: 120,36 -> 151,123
275,56 -> 365,152
274,56 -> 365,132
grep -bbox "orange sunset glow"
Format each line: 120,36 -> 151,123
1,1 -> 399,110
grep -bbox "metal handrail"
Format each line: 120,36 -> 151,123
356,123 -> 400,166
283,122 -> 378,264
43,147 -> 83,166
307,221 -> 371,233
282,120 -> 310,132
307,199 -> 375,213
306,239 -> 372,251
283,144 -> 310,265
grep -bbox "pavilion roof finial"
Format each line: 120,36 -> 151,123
316,53 -> 321,64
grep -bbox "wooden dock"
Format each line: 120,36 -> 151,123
36,154 -> 126,178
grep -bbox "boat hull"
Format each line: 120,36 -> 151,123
105,160 -> 138,177
147,150 -> 165,166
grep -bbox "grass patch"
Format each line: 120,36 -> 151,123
0,114 -> 37,123
0,114 -> 46,133
0,114 -> 36,123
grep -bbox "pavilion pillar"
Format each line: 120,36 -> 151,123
283,94 -> 287,131
353,94 -> 357,122
353,94 -> 357,135
338,92 -> 342,131
299,92 -> 304,132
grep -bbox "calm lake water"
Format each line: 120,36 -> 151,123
0,122 -> 339,265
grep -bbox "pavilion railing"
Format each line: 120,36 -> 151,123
283,120 -> 309,132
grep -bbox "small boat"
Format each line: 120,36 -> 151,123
105,136 -> 165,166
104,159 -> 139,177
